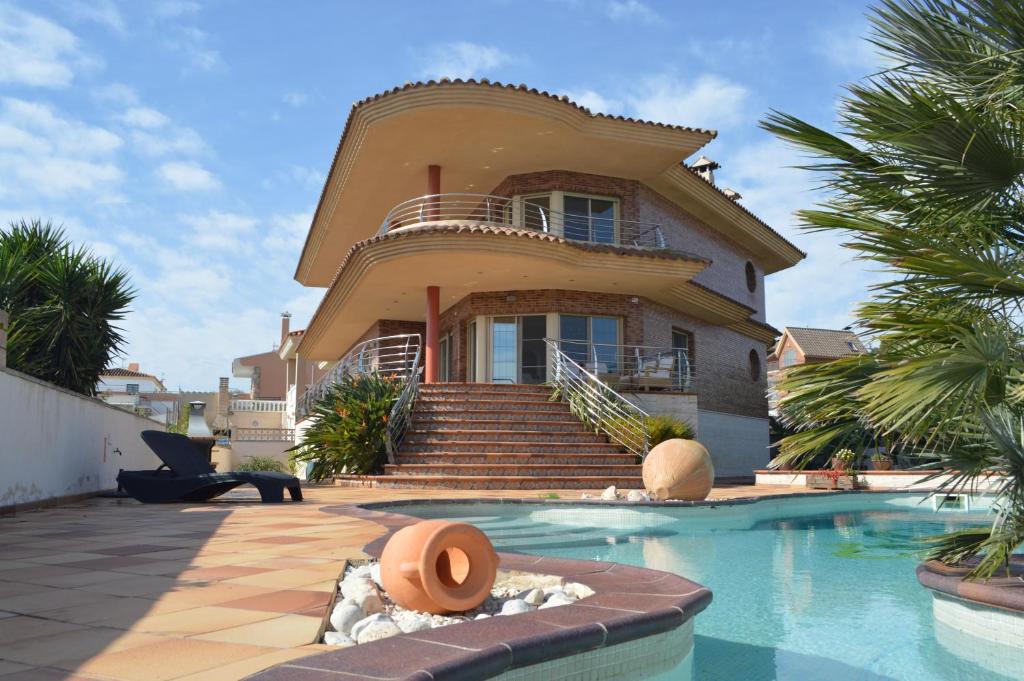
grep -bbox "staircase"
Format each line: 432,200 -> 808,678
335,383 -> 645,490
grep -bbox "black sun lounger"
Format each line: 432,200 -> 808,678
116,430 -> 303,503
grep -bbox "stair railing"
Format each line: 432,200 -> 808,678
545,338 -> 651,460
297,334 -> 422,464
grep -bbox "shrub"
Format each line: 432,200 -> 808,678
645,414 -> 695,446
831,448 -> 857,469
289,373 -> 402,481
236,456 -> 288,473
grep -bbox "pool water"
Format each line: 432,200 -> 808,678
394,494 -> 1015,681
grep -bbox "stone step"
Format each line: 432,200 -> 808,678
400,440 -> 624,454
412,410 -> 576,423
395,452 -> 639,465
419,382 -> 551,394
334,474 -> 645,490
404,430 -> 608,444
384,463 -> 643,477
415,399 -> 570,412
409,419 -> 589,433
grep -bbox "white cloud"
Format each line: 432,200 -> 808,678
262,211 -> 312,255
416,42 -> 510,80
154,1 -> 202,19
282,91 -> 308,108
117,106 -> 170,128
814,24 -> 883,72
2,98 -> 122,156
156,161 -> 220,191
605,1 -> 661,24
93,82 -> 138,106
0,5 -> 83,88
0,156 -> 122,199
66,0 -> 125,34
563,89 -> 623,115
626,74 -> 748,130
181,210 -> 258,250
131,127 -> 205,156
166,26 -> 223,73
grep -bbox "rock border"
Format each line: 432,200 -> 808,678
917,557 -> 1024,614
243,502 -> 712,681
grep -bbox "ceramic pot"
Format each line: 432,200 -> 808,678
380,520 -> 499,614
642,439 -> 714,500
873,459 -> 893,471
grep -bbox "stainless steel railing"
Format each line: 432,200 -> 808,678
378,193 -> 667,249
554,340 -> 696,392
546,338 -> 651,460
297,334 -> 422,462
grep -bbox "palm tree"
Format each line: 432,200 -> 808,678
763,0 -> 1024,578
0,219 -> 135,395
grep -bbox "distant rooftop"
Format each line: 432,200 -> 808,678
776,326 -> 867,359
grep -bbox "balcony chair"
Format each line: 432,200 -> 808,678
116,431 -> 303,504
622,349 -> 675,391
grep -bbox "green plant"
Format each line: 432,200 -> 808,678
871,452 -> 891,463
237,456 -> 288,473
289,373 -> 402,481
832,448 -> 857,469
0,219 -> 134,395
538,492 -> 560,500
645,414 -> 695,445
764,0 -> 1024,577
168,401 -> 190,435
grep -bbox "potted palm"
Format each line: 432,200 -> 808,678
871,452 -> 893,471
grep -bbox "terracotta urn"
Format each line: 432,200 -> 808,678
380,520 -> 500,614
642,439 -> 714,501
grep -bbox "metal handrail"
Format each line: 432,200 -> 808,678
545,338 -> 651,460
554,339 -> 695,392
230,399 -> 287,412
379,193 -> 667,250
297,334 -> 423,462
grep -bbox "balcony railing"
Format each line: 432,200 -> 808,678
232,428 -> 295,442
553,341 -> 695,392
378,193 -> 667,250
230,399 -> 287,412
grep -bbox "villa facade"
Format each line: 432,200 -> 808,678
289,80 -> 804,480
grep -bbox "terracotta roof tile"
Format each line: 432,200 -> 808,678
783,326 -> 867,359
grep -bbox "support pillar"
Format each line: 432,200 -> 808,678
425,286 -> 440,383
427,164 -> 441,220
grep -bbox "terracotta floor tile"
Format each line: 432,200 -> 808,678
36,595 -> 174,627
238,557 -> 332,570
247,536 -> 321,545
127,605 -> 281,636
0,586 -> 109,615
1,626 -> 160,667
28,568 -> 129,589
157,582 -> 275,607
0,667 -> 96,680
216,589 -> 331,614
80,574 -> 181,598
222,569 -> 337,589
19,552 -> 109,566
193,613 -> 321,648
0,564 -> 83,585
169,647 -> 313,681
176,565 -> 272,583
0,581 -> 54,600
0,660 -> 33,676
0,615 -> 85,644
73,637 -> 273,681
61,556 -> 160,571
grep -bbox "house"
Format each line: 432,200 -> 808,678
767,326 -> 867,414
288,80 -> 805,484
97,364 -> 177,425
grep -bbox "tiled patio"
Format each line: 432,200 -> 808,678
0,483 -> 806,680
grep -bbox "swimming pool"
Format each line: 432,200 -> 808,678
388,493 -> 1015,681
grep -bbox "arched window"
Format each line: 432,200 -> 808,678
748,349 -> 761,381
745,261 -> 757,293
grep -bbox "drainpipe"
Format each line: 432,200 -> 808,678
425,286 -> 440,383
0,309 -> 7,369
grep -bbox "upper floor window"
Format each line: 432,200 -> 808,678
782,349 -> 797,367
126,383 -> 139,394
564,194 -> 615,244
513,192 -> 619,245
745,261 -> 757,292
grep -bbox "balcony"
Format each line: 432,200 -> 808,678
379,193 -> 668,250
555,341 -> 695,393
229,399 -> 287,412
231,427 -> 295,442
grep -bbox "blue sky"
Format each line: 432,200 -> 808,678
0,0 -> 881,390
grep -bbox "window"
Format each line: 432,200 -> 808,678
467,320 -> 477,382
745,261 -> 757,293
748,350 -> 762,381
560,315 -> 619,371
564,195 -> 615,244
126,383 -> 139,395
672,328 -> 695,390
438,334 -> 452,382
782,348 -> 797,368
522,195 -> 551,233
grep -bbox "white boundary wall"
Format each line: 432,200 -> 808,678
696,409 -> 769,478
0,367 -> 162,508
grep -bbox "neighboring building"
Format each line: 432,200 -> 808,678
288,80 -> 805,481
97,364 -> 177,425
767,326 -> 867,413
231,314 -> 292,400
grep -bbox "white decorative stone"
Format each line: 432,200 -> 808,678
499,599 -> 533,616
601,485 -> 619,500
347,564 -> 373,580
353,614 -> 402,644
393,610 -> 432,633
626,490 -> 650,502
475,613 -> 491,620
341,577 -> 379,603
580,493 -> 592,500
520,588 -> 545,606
539,592 -> 576,609
563,582 -> 595,599
323,631 -> 355,646
370,562 -> 384,589
356,591 -> 384,616
329,602 -> 363,635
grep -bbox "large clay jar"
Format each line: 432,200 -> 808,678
642,439 -> 714,501
380,520 -> 500,614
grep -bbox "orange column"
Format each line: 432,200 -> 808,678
425,286 -> 440,383
427,164 -> 441,220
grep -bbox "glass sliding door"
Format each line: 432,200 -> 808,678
559,314 -> 620,372
564,195 -> 616,244
467,320 -> 477,382
559,315 -> 589,365
491,317 -> 517,383
591,317 -> 618,372
520,315 -> 547,384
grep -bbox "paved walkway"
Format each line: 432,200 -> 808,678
0,484 -> 807,680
